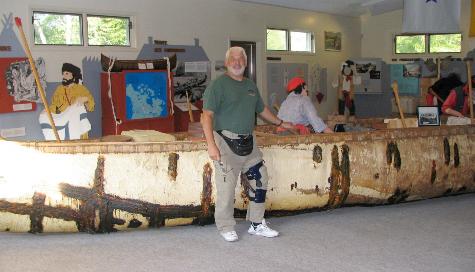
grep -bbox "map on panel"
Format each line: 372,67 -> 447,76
125,71 -> 168,120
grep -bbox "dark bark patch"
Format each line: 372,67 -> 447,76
387,188 -> 410,204
453,143 -> 459,168
444,138 -> 450,165
327,145 -> 350,208
313,145 -> 323,163
29,192 -> 46,234
386,142 -> 401,171
168,153 -> 179,181
127,218 -> 142,228
201,163 -> 213,218
430,160 -> 437,184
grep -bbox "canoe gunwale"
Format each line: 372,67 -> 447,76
4,125 -> 474,154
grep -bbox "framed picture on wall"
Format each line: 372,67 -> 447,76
417,106 -> 440,126
324,31 -> 342,51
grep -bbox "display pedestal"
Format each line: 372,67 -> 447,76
174,100 -> 202,132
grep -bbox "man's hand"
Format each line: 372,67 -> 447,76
445,108 -> 464,117
207,143 -> 221,161
280,121 -> 295,130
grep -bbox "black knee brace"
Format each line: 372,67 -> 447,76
253,189 -> 267,203
245,161 -> 263,188
245,161 -> 267,203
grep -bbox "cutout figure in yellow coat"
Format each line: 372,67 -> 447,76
49,63 -> 95,139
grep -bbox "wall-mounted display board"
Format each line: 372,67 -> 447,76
101,70 -> 174,136
389,64 -> 419,95
0,57 -> 37,113
353,58 -> 384,94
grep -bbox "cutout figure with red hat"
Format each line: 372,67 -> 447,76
277,77 -> 333,135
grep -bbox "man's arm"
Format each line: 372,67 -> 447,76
202,109 -> 220,161
259,106 -> 293,129
302,99 -> 332,133
442,91 -> 463,117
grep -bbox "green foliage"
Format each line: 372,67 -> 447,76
267,29 -> 287,51
33,12 -> 130,46
395,33 -> 462,54
395,35 -> 425,54
33,13 -> 82,45
429,34 -> 461,53
87,16 -> 129,46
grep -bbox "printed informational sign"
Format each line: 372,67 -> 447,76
390,64 -> 419,95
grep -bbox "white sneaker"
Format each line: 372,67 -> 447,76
220,231 -> 239,242
248,219 -> 279,238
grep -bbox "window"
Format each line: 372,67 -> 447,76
395,35 -> 425,54
290,31 -> 313,52
395,33 -> 462,54
33,11 -> 132,47
429,33 -> 462,53
267,28 -> 314,53
87,15 -> 130,46
267,29 -> 287,51
33,12 -> 83,45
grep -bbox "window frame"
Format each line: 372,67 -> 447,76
394,34 -> 426,55
266,28 -> 288,52
266,27 -> 315,54
428,33 -> 462,54
32,11 -> 84,46
32,10 -> 134,48
289,30 -> 314,53
394,33 -> 462,55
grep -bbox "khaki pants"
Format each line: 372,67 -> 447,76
213,131 -> 268,233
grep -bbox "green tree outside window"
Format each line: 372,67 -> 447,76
395,35 -> 425,54
87,16 -> 130,46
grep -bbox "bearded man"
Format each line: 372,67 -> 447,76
49,63 -> 95,139
202,47 -> 293,242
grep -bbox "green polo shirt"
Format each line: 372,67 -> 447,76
203,74 -> 265,134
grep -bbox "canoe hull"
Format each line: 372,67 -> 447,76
1,125 -> 474,233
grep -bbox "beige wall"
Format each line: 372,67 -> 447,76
361,0 -> 474,62
4,0 -> 362,118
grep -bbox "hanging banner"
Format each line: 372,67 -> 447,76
402,0 -> 461,33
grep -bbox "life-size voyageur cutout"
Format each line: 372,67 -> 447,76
39,63 -> 95,140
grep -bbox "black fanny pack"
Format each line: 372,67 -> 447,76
217,130 -> 253,156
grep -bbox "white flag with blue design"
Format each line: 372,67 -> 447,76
403,0 -> 460,33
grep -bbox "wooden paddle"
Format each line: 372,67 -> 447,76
15,17 -> 61,142
391,80 -> 407,128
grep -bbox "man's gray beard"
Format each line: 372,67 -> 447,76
227,66 -> 245,77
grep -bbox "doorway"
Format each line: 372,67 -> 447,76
230,40 -> 257,84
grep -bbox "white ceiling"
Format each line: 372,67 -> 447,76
234,0 -> 403,17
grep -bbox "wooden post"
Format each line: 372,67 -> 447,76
466,60 -> 474,119
14,17 -> 61,142
391,81 -> 406,128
